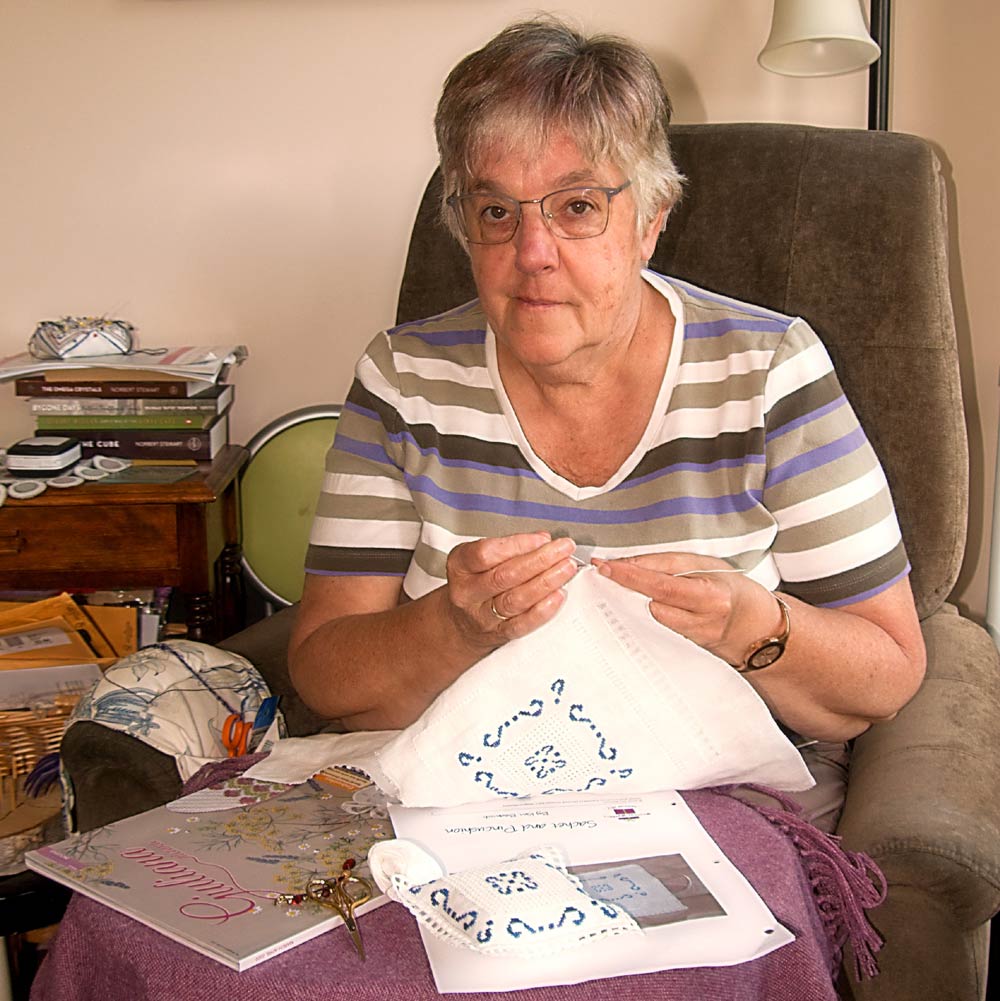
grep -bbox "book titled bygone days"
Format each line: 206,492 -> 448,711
25,771 -> 393,971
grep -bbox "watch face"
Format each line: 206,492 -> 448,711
747,641 -> 784,670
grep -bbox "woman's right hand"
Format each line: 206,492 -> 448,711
444,531 -> 579,652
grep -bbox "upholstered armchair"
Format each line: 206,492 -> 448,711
61,124 -> 1000,1001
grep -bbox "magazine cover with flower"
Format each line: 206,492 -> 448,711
25,768 -> 394,970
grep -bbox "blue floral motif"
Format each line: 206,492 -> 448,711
64,640 -> 279,771
402,851 -> 635,954
482,699 -> 544,748
484,870 -> 538,895
523,744 -> 566,779
455,677 -> 634,798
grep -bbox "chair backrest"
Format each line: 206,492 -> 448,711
240,405 -> 341,608
396,123 -> 967,620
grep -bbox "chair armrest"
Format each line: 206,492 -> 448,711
837,604 -> 1000,928
219,606 -> 332,737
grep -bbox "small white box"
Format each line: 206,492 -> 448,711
6,436 -> 83,477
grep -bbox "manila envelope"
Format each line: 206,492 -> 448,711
0,594 -> 117,659
0,616 -> 103,669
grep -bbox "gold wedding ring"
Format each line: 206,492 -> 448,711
489,598 -> 511,621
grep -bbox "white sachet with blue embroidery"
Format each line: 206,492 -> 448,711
368,839 -> 640,956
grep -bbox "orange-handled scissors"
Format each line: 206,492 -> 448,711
222,713 -> 252,757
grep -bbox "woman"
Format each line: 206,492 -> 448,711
289,18 -> 925,821
28,19 -> 927,1001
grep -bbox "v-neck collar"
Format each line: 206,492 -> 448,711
485,271 -> 685,501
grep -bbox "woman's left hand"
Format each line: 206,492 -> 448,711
594,552 -> 783,667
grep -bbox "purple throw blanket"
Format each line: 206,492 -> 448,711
31,759 -> 884,1001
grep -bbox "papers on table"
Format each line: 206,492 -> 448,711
387,790 -> 794,993
0,344 -> 247,385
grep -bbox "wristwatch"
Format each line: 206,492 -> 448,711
737,593 -> 791,673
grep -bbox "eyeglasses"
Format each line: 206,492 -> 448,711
446,180 -> 632,245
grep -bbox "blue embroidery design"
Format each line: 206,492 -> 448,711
507,906 -> 585,937
407,852 -> 627,950
456,678 -> 634,798
485,870 -> 538,894
523,745 -> 566,779
428,887 -> 479,930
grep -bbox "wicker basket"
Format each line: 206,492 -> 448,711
0,698 -> 77,811
0,697 -> 78,874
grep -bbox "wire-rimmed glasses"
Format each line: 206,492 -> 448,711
447,180 -> 632,245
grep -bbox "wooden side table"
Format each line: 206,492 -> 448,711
0,445 -> 248,642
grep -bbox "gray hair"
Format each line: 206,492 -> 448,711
434,16 -> 685,243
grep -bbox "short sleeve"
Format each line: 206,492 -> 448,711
762,319 -> 910,607
304,332 -> 421,578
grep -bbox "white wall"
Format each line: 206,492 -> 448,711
6,1 -> 995,623
0,0 -> 865,448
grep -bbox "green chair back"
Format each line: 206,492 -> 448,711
240,405 -> 341,607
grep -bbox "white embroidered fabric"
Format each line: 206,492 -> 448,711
368,840 -> 640,956
245,567 -> 813,800
371,567 -> 813,804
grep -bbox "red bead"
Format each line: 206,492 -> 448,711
343,858 -> 356,870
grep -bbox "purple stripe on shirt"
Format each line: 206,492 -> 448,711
616,454 -> 765,491
685,317 -> 791,339
404,473 -> 761,523
765,426 -> 868,489
337,434 -> 400,469
344,400 -> 380,422
812,564 -> 911,608
389,300 -> 480,331
392,328 -> 486,347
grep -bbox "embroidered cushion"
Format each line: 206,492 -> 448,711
370,841 -> 639,956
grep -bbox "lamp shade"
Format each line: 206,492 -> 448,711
758,0 -> 881,77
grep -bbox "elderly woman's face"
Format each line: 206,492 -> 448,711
466,132 -> 663,379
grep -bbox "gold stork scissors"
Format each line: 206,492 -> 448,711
305,869 -> 373,961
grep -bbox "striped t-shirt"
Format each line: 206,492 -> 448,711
306,271 -> 909,608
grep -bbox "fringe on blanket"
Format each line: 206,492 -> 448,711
714,784 -> 887,981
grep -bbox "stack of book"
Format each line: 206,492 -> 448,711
17,373 -> 234,461
3,346 -> 247,462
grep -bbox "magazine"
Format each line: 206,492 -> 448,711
0,344 -> 248,385
25,769 -> 394,971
